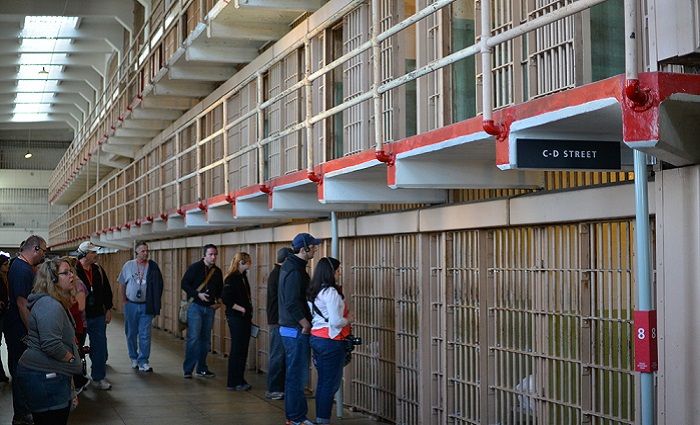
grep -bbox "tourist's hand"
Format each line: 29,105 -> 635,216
198,293 -> 210,302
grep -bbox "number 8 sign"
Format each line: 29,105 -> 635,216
634,310 -> 658,373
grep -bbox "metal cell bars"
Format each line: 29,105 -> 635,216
377,0 -> 396,142
343,4 -> 372,155
530,0 -> 577,97
492,0 -> 515,108
265,51 -> 303,180
417,0 -> 444,132
445,230 -> 482,424
199,105 -> 225,199
226,80 -> 258,192
491,225 -> 582,425
395,235 -> 420,424
587,221 -> 636,425
310,33 -> 327,164
349,235 -> 397,422
146,150 -> 160,218
161,136 -> 177,211
179,123 -> 198,206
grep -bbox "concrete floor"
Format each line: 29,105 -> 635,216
0,315 -> 383,425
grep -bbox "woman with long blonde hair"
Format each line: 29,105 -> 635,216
15,258 -> 83,425
221,252 -> 254,390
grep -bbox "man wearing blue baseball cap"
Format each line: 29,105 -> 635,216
278,233 -> 321,425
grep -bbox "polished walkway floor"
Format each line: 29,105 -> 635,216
0,315 -> 382,425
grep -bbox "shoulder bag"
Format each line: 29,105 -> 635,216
178,267 -> 215,326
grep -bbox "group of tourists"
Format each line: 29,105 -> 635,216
0,231 -> 352,425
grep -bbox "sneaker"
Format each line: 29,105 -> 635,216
287,420 -> 315,425
195,370 -> 215,378
138,363 -> 153,372
233,383 -> 252,391
131,359 -> 139,369
265,391 -> 284,400
183,372 -> 193,379
92,379 -> 112,390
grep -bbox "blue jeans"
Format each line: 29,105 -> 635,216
86,315 -> 108,380
267,324 -> 286,393
183,303 -> 215,374
310,336 -> 346,423
15,363 -> 71,413
124,302 -> 153,366
281,328 -> 310,422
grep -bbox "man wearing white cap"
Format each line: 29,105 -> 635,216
75,241 -> 114,390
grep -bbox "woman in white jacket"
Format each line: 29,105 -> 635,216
307,257 -> 351,424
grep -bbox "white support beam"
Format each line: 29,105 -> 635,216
207,21 -> 289,41
0,81 -> 94,104
322,175 -> 448,204
120,119 -> 171,130
168,64 -> 236,82
0,39 -> 115,55
106,136 -> 151,145
102,144 -> 137,158
129,107 -> 182,120
140,96 -> 199,110
271,188 -> 376,212
0,53 -> 109,77
152,80 -> 215,97
236,0 -> 324,11
185,42 -> 259,64
392,158 -> 545,189
0,68 -> 103,92
112,127 -> 160,138
93,153 -> 130,169
235,196 -> 327,219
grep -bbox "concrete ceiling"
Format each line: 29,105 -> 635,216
0,0 -> 134,140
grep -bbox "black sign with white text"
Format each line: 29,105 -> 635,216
516,139 -> 621,170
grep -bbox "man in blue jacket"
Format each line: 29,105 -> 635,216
118,241 -> 164,373
278,233 -> 321,425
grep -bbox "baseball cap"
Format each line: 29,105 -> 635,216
78,241 -> 101,254
291,233 -> 321,250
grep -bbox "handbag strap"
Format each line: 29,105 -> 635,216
197,267 -> 216,292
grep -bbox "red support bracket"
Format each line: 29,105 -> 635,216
159,213 -> 169,221
375,150 -> 395,166
307,170 -> 323,184
225,194 -> 235,204
197,201 -> 207,212
260,185 -> 272,195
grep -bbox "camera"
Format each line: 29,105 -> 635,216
342,334 -> 362,367
345,334 -> 362,349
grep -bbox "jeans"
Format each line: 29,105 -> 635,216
124,302 -> 153,366
5,321 -> 29,417
226,315 -> 251,387
310,336 -> 346,423
267,324 -> 286,393
15,363 -> 71,414
281,328 -> 311,422
86,315 -> 108,380
183,303 -> 215,374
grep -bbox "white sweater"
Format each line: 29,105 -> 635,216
308,287 -> 349,340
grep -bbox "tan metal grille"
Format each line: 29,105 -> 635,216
530,0 -> 576,97
343,5 -> 371,155
350,235 -> 397,422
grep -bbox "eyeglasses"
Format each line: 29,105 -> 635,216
35,246 -> 47,253
57,271 -> 74,276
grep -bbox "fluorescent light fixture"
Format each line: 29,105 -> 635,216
15,92 -> 55,103
18,53 -> 68,65
18,64 -> 62,79
11,113 -> 50,122
13,104 -> 53,114
24,151 -> 33,159
21,16 -> 79,38
17,80 -> 60,91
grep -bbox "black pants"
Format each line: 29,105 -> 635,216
33,405 -> 70,425
226,315 -> 251,387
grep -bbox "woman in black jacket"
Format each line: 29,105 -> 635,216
221,252 -> 253,391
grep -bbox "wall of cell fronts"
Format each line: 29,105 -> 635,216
93,179 -> 652,425
48,0 -> 638,244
